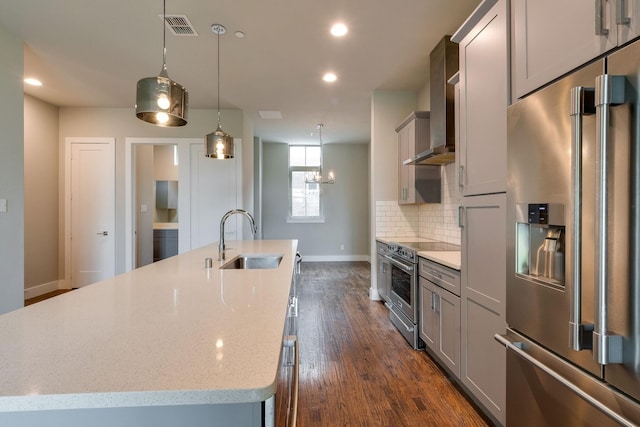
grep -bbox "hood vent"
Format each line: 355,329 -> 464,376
405,36 -> 458,166
161,15 -> 198,36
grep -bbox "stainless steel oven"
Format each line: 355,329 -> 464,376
386,243 -> 422,349
389,256 -> 417,324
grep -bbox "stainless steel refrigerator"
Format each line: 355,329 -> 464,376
502,39 -> 640,426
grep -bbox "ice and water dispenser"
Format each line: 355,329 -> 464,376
515,203 -> 565,289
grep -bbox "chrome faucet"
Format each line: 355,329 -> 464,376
219,209 -> 257,261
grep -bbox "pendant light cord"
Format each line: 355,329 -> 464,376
217,28 -> 221,127
161,0 -> 168,76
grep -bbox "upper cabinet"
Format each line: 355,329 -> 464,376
454,0 -> 509,196
396,112 -> 441,204
513,0 -> 640,98
156,180 -> 178,210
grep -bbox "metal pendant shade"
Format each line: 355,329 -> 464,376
135,0 -> 188,127
205,24 -> 234,159
205,124 -> 234,159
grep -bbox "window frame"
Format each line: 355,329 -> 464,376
287,145 -> 325,223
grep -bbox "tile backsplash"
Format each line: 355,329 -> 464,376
376,163 -> 461,245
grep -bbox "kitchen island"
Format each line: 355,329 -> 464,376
0,239 -> 298,426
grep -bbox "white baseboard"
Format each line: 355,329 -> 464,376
301,255 -> 371,262
369,287 -> 381,301
24,280 -> 66,299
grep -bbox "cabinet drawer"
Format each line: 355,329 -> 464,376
419,258 -> 460,296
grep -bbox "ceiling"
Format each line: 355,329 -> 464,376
0,0 -> 480,144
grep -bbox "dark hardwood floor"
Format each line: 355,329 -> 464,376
295,262 -> 490,427
24,289 -> 72,306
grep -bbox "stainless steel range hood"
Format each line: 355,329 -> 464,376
405,36 -> 458,166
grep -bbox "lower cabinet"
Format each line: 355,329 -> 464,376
420,277 -> 461,377
460,193 -> 506,425
419,259 -> 461,377
153,229 -> 178,262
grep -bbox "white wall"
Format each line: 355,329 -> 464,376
0,24 -> 25,314
24,95 -> 60,294
135,145 -> 154,267
262,142 -> 370,260
58,107 -> 246,276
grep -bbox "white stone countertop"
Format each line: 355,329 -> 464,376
418,251 -> 461,271
0,240 -> 298,412
153,222 -> 179,230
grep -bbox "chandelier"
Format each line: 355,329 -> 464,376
305,123 -> 335,184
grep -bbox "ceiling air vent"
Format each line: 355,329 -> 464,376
160,14 -> 198,36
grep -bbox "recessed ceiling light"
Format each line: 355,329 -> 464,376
234,31 -> 245,38
323,72 -> 337,83
330,23 -> 348,37
24,78 -> 42,86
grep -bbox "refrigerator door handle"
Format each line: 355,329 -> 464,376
595,0 -> 610,36
593,74 -> 626,365
616,0 -> 631,25
569,86 -> 595,352
495,334 -> 637,427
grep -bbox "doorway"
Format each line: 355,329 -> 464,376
134,144 -> 180,268
125,138 -> 243,272
65,137 -> 116,288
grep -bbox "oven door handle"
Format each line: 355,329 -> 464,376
384,255 -> 414,273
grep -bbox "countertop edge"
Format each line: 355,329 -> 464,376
0,385 -> 277,412
417,251 -> 461,271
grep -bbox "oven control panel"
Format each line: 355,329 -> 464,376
389,244 -> 415,263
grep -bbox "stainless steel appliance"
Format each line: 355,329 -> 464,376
405,36 -> 458,166
503,39 -> 640,426
277,251 -> 301,427
376,241 -> 392,304
382,240 -> 460,349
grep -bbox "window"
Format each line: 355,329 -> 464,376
288,145 -> 323,221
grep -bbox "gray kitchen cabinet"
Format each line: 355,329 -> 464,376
156,180 -> 178,209
454,0 -> 508,197
452,2 -> 509,423
153,229 -> 178,262
460,192 -> 506,425
396,112 -> 430,204
420,276 -> 461,378
513,0 -> 640,98
420,277 -> 438,350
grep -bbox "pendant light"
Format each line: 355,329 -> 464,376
305,124 -> 335,184
205,24 -> 234,159
135,0 -> 188,127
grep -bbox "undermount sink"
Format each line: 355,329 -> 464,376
220,254 -> 283,270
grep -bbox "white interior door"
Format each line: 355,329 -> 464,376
70,142 -> 115,287
190,142 -> 240,249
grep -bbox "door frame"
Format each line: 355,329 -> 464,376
124,137 -> 242,272
64,137 -> 116,289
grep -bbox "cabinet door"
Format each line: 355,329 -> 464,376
419,277 -> 438,350
460,193 -> 506,425
436,287 -> 461,377
459,0 -> 508,196
397,122 -> 415,204
513,0 -> 616,98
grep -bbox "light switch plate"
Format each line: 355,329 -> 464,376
140,204 -> 148,213
0,199 -> 7,213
